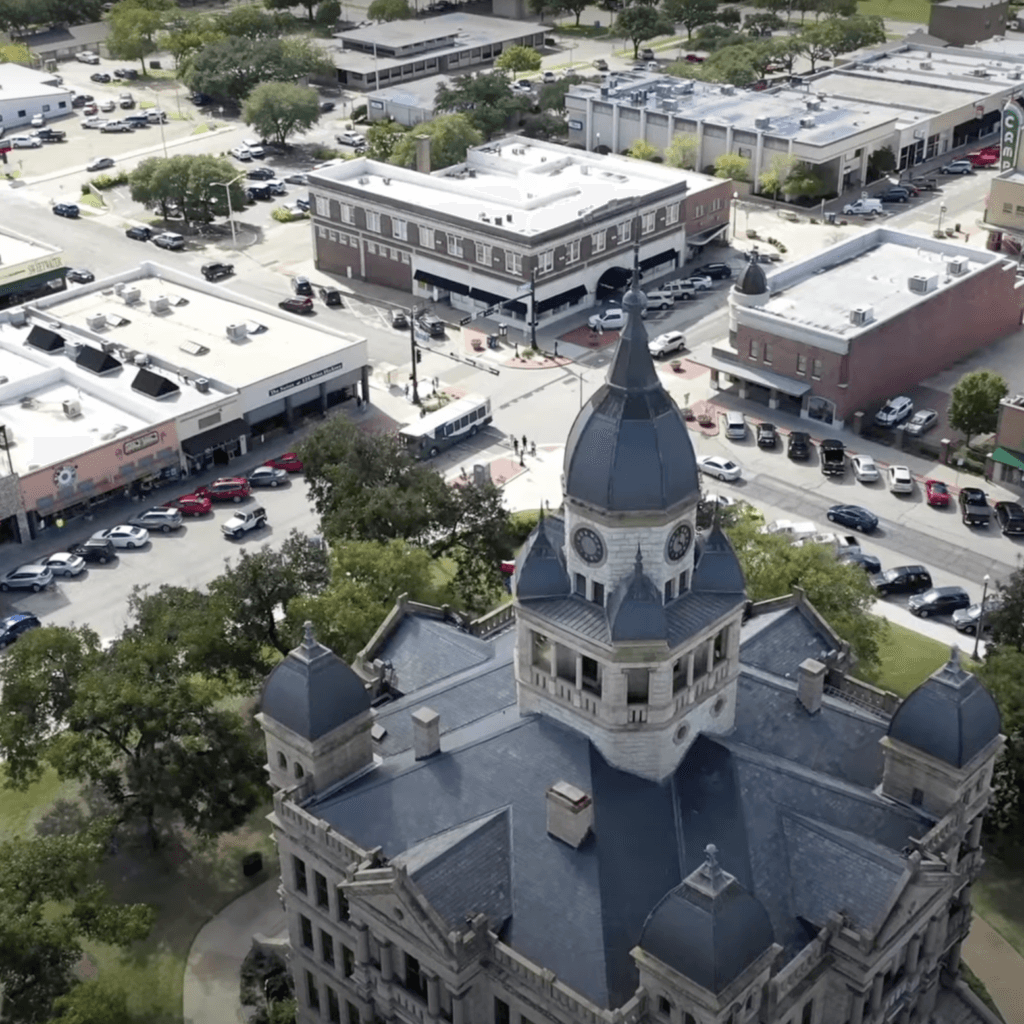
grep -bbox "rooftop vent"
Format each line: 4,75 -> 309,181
133,352 -> 150,366
805,98 -> 822,110
86,313 -> 107,331
947,256 -> 969,276
920,61 -> 932,69
149,296 -> 170,314
358,176 -> 369,185
546,781 -> 593,849
62,398 -> 82,419
850,305 -> 874,326
8,309 -> 26,327
382,177 -> 391,185
195,377 -> 210,393
122,287 -> 141,305
754,116 -> 771,130
908,273 -> 938,294
114,282 -> 126,295
226,323 -> 248,342
800,116 -> 816,128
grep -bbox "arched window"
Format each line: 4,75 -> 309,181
277,751 -> 287,769
294,762 -> 305,779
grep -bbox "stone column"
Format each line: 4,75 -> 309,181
769,387 -> 780,410
849,991 -> 866,1024
946,940 -> 962,975
358,999 -> 374,1024
379,940 -> 394,983
425,971 -> 440,1018
575,654 -> 583,690
924,917 -> 940,956
870,974 -> 884,1014
970,816 -> 984,849
906,934 -> 922,976
450,989 -> 467,1024
356,924 -> 370,965
686,650 -> 694,691
319,381 -> 329,416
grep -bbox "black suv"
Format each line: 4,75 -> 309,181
756,422 -> 777,449
70,537 -> 116,564
908,586 -> 971,618
246,184 -> 272,201
696,262 -> 733,280
391,309 -> 409,329
0,613 -> 41,649
125,225 -> 153,241
870,564 -> 933,596
995,501 -> 1024,536
202,262 -> 234,281
787,431 -> 811,460
292,276 -> 313,296
247,167 -> 276,180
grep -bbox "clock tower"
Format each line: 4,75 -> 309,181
513,260 -> 748,781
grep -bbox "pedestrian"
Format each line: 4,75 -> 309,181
522,434 -> 527,452
513,438 -> 519,455
404,382 -> 409,399
530,441 -> 536,457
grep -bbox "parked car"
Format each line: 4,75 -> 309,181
909,586 -> 971,618
67,268 -> 95,284
268,181 -> 287,196
318,286 -> 342,306
222,506 -> 268,539
541,70 -> 559,83
663,279 -> 697,300
69,537 -> 116,563
842,198 -> 883,216
588,308 -> 627,331
870,564 -> 933,596
81,115 -> 106,127
125,225 -> 153,240
787,431 -> 811,460
292,276 -> 313,296
126,506 -> 183,532
418,312 -> 446,336
264,452 -> 304,473
202,262 -> 234,281
0,564 -> 54,592
99,98 -> 116,112
968,151 -> 998,168
231,145 -> 253,161
391,309 -> 409,330
34,128 -> 66,142
874,395 -> 913,427
593,58 -> 609,70
86,156 -> 115,172
93,525 -> 149,549
41,553 -> 87,577
195,478 -> 251,503
839,549 -> 882,574
100,120 -> 133,133
820,439 -> 846,476
877,187 -> 911,203
697,455 -> 741,481
680,274 -> 714,291
191,93 -> 212,106
53,203 -> 80,219
152,232 -> 185,250
319,100 -> 335,112
9,135 -> 42,148
247,465 -> 288,488
640,47 -> 656,60
695,262 -> 733,280
887,465 -> 914,494
284,173 -> 308,185
90,73 -> 111,83
826,504 -> 878,533
724,411 -> 747,441
248,166 -> 276,180
994,500 -> 1024,535
905,409 -> 938,436
925,479 -> 951,507
756,422 -> 777,449
246,185 -> 272,201
959,486 -> 992,527
644,289 -> 675,310
165,493 -> 212,516
279,296 -> 314,315
953,597 -> 1002,634
648,331 -> 686,357
685,53 -> 705,62
0,613 -> 42,648
242,138 -> 265,157
940,160 -> 973,175
336,130 -> 364,148
851,454 -> 880,482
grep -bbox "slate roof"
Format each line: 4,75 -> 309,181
515,514 -> 571,601
607,550 -> 667,642
887,647 -> 1001,768
307,619 -> 933,1009
739,606 -> 837,680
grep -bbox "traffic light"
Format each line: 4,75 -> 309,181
415,349 -> 422,363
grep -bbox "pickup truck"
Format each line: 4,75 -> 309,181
820,438 -> 846,476
33,128 -> 66,142
958,487 -> 991,527
222,506 -> 268,539
762,519 -> 818,542
794,531 -> 882,573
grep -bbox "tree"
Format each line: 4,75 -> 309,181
520,109 -> 571,141
616,4 -> 673,58
129,154 -> 247,227
700,44 -> 762,86
815,0 -> 857,17
389,112 -> 483,169
948,370 -> 1009,447
434,71 -> 531,140
0,822 -> 155,1023
744,10 -> 784,33
553,0 -> 590,26
665,131 -> 698,170
757,152 -> 800,200
627,138 -> 660,160
991,565 -> 1024,653
724,506 -> 886,670
219,3 -> 282,37
315,0 -> 340,27
495,44 -> 543,75
367,0 -> 413,20
208,530 -> 332,657
161,15 -> 223,66
366,119 -> 407,161
0,594 -> 266,849
537,73 -> 583,112
48,980 -> 140,1024
795,13 -> 883,70
265,0 -> 317,23
717,5 -> 742,27
106,0 -> 175,72
784,168 -> 826,197
977,646 -> 1024,851
691,24 -> 748,52
714,152 -> 750,180
663,0 -> 718,41
244,81 -> 321,145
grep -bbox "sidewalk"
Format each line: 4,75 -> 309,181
182,877 -> 286,1024
964,914 -> 1024,1024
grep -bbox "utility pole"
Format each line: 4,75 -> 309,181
408,310 -> 420,405
529,268 -> 537,351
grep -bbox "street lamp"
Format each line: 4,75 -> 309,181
973,573 -> 991,660
732,191 -> 739,242
211,172 -> 245,248
938,202 -> 948,236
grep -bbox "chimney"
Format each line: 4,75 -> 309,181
415,134 -> 432,174
546,781 -> 593,848
798,658 -> 826,715
412,706 -> 440,759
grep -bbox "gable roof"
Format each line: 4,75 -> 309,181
131,367 -> 180,398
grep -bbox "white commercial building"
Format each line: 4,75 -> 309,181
0,227 -> 65,311
0,63 -> 74,132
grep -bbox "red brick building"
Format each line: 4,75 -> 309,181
701,228 -> 1024,426
991,394 -> 1024,490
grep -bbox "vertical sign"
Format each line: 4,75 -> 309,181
1001,100 -> 1021,172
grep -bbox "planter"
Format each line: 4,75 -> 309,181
697,414 -> 714,427
472,340 -> 484,351
746,229 -> 758,239
671,359 -> 683,371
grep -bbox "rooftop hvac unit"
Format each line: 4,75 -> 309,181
720,84 -> 735,95
850,305 -> 874,326
62,398 -> 82,419
226,323 -> 248,342
64,340 -> 82,360
134,353 -> 150,366
149,296 -> 170,313
754,116 -> 771,130
86,313 -> 107,331
114,282 -> 126,295
920,61 -> 932,70
800,117 -> 816,128
908,273 -> 937,294
358,176 -> 369,184
195,377 -> 210,393
947,256 -> 969,276
122,287 -> 141,304
679,81 -> 694,94
101,340 -> 118,353
9,309 -> 28,327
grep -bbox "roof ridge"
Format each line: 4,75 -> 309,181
737,666 -> 892,727
781,811 -> 907,870
374,653 -> 513,722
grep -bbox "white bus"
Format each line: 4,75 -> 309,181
399,394 -> 493,459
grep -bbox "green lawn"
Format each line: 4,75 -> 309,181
860,619 -> 975,697
857,0 -> 931,23
0,765 -> 81,843
974,855 -> 1024,959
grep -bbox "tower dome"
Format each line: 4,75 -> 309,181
735,251 -> 768,296
563,260 -> 700,514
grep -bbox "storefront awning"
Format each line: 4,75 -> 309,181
505,299 -> 528,316
597,266 -> 631,291
414,269 -> 469,296
688,224 -> 728,247
640,248 -> 677,272
697,351 -> 811,398
469,286 -> 510,306
536,284 -> 587,315
181,418 -> 248,456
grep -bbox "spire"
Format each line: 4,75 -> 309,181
302,619 -> 317,652
608,243 -> 658,391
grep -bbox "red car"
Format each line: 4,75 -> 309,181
264,452 -> 304,473
685,53 -> 705,63
925,479 -> 951,507
979,145 -> 1000,157
165,493 -> 213,516
194,477 -> 251,503
968,151 -> 998,167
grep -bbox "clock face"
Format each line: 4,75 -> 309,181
666,522 -> 693,562
573,526 -> 605,565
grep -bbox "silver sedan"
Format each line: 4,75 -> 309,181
42,552 -> 87,577
247,466 -> 289,488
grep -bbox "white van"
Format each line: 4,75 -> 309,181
724,410 -> 747,440
75,51 -> 100,64
842,197 -> 883,216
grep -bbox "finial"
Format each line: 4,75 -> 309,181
303,620 -> 316,647
631,242 -> 641,292
948,644 -> 961,667
703,843 -> 723,885
634,544 -> 644,574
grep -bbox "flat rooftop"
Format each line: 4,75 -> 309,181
837,49 -> 1024,91
34,263 -> 366,391
569,75 -> 898,147
0,227 -> 62,270
0,62 -> 71,101
312,137 -> 704,236
756,228 -> 1010,338
372,75 -> 454,108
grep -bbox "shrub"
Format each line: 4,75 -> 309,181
81,182 -> 91,195
352,104 -> 367,120
271,208 -> 308,222
508,509 -> 541,546
90,170 -> 129,190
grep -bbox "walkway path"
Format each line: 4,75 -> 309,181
964,914 -> 1024,1024
182,877 -> 285,1024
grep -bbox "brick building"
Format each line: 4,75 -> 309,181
929,0 -> 1009,46
307,137 -> 732,325
258,275 -> 1005,1024
991,393 -> 1024,489
700,228 -> 1024,426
